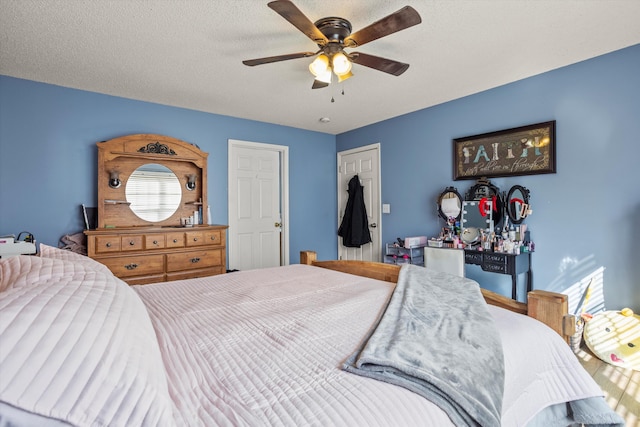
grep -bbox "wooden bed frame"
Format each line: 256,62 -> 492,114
300,251 -> 576,342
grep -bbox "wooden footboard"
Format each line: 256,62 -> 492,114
300,251 -> 571,343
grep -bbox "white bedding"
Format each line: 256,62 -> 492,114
0,254 -> 174,426
133,264 -> 605,427
0,252 -> 609,426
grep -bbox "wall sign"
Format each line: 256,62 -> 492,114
453,120 -> 556,180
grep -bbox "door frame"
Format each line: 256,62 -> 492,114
337,143 -> 382,261
228,139 -> 290,267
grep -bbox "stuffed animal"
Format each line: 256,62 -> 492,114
583,308 -> 639,370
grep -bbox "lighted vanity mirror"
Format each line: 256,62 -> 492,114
437,187 -> 462,223
461,200 -> 493,244
465,178 -> 503,227
125,163 -> 182,222
506,184 -> 530,224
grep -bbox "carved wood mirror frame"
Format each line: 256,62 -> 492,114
96,134 -> 208,228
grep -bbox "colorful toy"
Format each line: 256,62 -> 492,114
583,308 -> 639,370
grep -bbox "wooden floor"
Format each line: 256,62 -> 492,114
576,343 -> 639,426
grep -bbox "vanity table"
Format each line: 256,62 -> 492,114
85,134 -> 228,285
434,179 -> 534,301
463,249 -> 532,300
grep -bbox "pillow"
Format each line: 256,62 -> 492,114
0,256 -> 174,426
39,243 -> 112,275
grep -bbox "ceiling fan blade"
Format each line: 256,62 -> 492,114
243,51 -> 316,66
349,52 -> 409,76
268,0 -> 329,45
311,79 -> 329,89
344,6 -> 421,48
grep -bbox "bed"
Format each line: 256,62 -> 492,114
0,246 -> 624,426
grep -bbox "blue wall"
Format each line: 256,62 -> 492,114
337,44 -> 640,312
0,76 -> 337,263
1,44 -> 638,312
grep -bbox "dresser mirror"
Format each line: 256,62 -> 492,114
506,185 -> 531,224
95,134 -> 208,228
125,163 -> 182,222
437,186 -> 462,223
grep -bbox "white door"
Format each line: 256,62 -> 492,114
337,144 -> 381,261
228,140 -> 289,270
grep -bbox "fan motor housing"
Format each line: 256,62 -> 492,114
314,17 -> 352,44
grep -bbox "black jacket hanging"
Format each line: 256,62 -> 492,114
338,175 -> 372,248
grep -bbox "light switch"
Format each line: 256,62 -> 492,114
382,204 -> 391,214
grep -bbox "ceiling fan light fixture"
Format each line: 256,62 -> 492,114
332,52 -> 352,75
315,69 -> 333,84
309,54 -> 330,77
337,71 -> 353,82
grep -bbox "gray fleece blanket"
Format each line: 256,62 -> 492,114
343,264 -> 504,427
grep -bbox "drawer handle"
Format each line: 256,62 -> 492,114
210,236 -> 216,241
106,242 -> 112,248
125,263 -> 138,270
173,239 -> 178,243
193,237 -> 198,242
191,257 -> 201,263
129,241 -> 135,246
153,240 -> 158,245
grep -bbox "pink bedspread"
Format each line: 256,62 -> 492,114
134,265 -> 603,427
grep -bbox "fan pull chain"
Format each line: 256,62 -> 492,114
330,82 -> 346,103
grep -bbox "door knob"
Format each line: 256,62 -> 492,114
370,223 -> 377,228
275,222 -> 282,227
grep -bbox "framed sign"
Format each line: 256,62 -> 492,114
453,120 -> 556,180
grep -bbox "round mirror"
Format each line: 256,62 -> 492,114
437,187 -> 462,223
506,185 -> 530,224
125,163 -> 182,222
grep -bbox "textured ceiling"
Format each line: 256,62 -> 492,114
1,0 -> 639,134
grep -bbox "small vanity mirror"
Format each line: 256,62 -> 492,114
465,178 -> 503,227
437,187 -> 462,223
461,199 -> 494,243
125,163 -> 182,222
506,185 -> 531,224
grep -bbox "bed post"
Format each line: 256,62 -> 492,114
527,290 -> 570,343
300,251 -> 317,265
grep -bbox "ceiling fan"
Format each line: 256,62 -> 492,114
243,1 -> 422,89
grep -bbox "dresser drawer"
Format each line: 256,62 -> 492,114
185,230 -> 224,247
482,262 -> 508,274
94,235 -> 121,253
185,231 -> 205,247
121,235 -> 144,251
203,229 -> 223,246
166,249 -> 222,272
166,232 -> 185,248
464,252 -> 482,265
145,234 -> 166,250
99,254 -> 164,278
483,253 -> 507,264
166,266 -> 225,282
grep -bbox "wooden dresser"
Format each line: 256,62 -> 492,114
85,133 -> 228,285
86,225 -> 227,285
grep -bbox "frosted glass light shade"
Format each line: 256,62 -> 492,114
332,52 -> 352,75
337,71 -> 353,82
309,54 -> 329,76
316,69 -> 332,84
